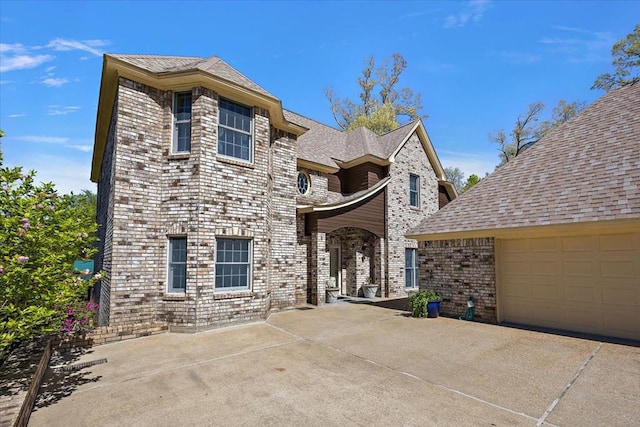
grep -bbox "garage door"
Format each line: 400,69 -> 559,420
498,232 -> 640,341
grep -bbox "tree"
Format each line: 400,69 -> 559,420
325,53 -> 425,135
592,24 -> 640,91
0,138 -> 100,360
444,167 -> 465,193
461,174 -> 481,193
444,167 -> 481,194
490,100 -> 584,164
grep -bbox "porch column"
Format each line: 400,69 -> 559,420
310,232 -> 329,305
374,236 -> 386,297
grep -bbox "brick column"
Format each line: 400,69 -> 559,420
310,232 -> 328,305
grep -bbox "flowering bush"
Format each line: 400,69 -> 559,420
0,146 -> 100,360
61,301 -> 99,332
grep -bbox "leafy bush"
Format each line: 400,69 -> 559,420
407,290 -> 442,318
0,148 -> 100,360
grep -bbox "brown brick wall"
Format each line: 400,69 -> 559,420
418,238 -> 497,322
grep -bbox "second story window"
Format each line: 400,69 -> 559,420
218,99 -> 252,162
410,174 -> 420,207
173,92 -> 192,153
297,171 -> 310,195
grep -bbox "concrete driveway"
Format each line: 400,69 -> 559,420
30,299 -> 639,426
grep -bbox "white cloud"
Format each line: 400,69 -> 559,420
6,154 -> 95,195
42,77 -> 69,87
0,53 -> 54,72
65,144 -> 92,152
8,113 -> 26,118
15,135 -> 69,144
11,134 -> 91,153
539,26 -> 615,62
46,38 -> 108,57
444,0 -> 492,29
48,105 -> 81,115
45,65 -> 57,72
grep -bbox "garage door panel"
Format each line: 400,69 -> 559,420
499,231 -> 640,341
600,260 -> 637,278
565,285 -> 598,303
531,284 -> 564,300
602,286 -> 638,305
563,261 -> 594,277
562,235 -> 596,251
598,233 -> 635,251
603,307 -> 640,340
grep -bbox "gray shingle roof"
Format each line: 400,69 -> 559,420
408,82 -> 640,238
284,110 -> 422,168
109,54 -> 274,97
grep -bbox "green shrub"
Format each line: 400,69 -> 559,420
407,290 -> 442,318
1,149 -> 100,361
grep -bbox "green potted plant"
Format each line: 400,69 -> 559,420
362,276 -> 378,298
407,289 -> 442,318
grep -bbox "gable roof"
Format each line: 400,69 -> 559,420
283,110 -> 450,183
108,54 -> 274,97
407,82 -> 640,240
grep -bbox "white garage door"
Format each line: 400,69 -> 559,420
498,232 -> 640,341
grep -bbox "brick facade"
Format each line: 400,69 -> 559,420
386,133 -> 439,296
418,238 -> 497,322
97,77 -> 298,330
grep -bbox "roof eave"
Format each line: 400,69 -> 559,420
389,121 -> 447,181
297,178 -> 390,213
297,158 -> 339,174
406,218 -> 640,241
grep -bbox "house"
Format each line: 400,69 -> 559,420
407,82 -> 640,341
91,54 -> 456,330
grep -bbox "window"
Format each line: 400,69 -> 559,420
218,99 -> 252,161
409,174 -> 420,207
215,238 -> 251,290
405,248 -> 418,288
297,171 -> 310,195
168,237 -> 187,293
173,92 -> 192,153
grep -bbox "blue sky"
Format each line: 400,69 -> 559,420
0,0 -> 638,194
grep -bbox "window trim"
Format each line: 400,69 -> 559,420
297,171 -> 311,195
215,238 -> 252,291
409,174 -> 420,207
167,236 -> 187,294
405,248 -> 419,289
172,91 -> 192,154
217,98 -> 254,163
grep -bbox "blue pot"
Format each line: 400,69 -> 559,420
426,301 -> 441,318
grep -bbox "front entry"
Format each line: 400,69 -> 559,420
329,246 -> 342,294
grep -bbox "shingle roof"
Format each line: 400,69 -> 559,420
283,110 -> 423,169
407,82 -> 640,238
109,54 -> 274,98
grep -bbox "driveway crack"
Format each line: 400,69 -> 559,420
536,342 -> 602,426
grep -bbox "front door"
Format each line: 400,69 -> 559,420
329,246 -> 342,294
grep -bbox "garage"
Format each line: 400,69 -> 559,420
498,232 -> 640,341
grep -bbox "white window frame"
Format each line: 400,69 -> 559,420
409,174 -> 420,207
167,236 -> 187,294
172,91 -> 192,154
405,248 -> 419,289
217,98 -> 253,162
215,238 -> 252,291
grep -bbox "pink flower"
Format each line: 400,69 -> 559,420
36,203 -> 44,209
0,265 -> 4,274
49,206 -> 55,212
93,273 -> 102,280
16,256 -> 29,264
21,218 -> 30,230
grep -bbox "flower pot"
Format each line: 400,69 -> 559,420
426,301 -> 441,318
326,287 -> 339,303
363,284 -> 378,298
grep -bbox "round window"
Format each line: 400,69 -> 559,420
297,171 -> 310,195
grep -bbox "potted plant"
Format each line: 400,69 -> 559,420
325,278 -> 339,303
362,276 -> 378,298
407,289 -> 442,318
